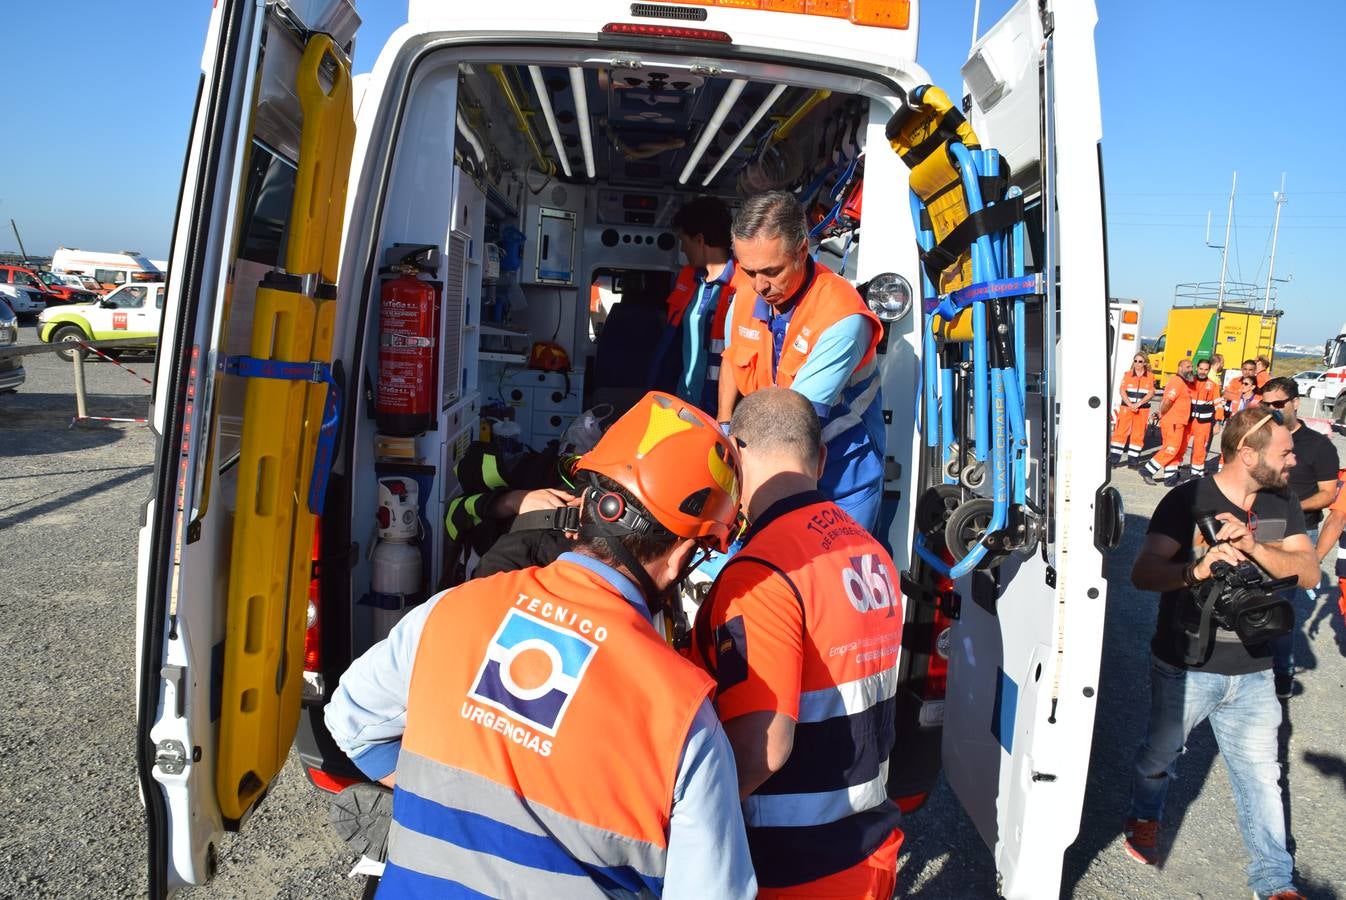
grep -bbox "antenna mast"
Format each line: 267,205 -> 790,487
1264,173 -> 1286,312
1205,172 -> 1237,310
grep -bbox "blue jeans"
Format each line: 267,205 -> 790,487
1271,526 -> 1319,672
1130,656 -> 1294,897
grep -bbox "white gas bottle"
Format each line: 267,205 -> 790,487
371,477 -> 423,640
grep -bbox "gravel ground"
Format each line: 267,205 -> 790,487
1,324 -> 1343,898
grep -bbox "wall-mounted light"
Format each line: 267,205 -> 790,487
528,66 -> 572,178
569,67 -> 596,179
701,83 -> 787,187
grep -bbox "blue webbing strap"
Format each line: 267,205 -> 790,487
923,274 -> 1043,321
224,355 -> 342,515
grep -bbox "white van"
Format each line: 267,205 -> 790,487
135,2 -> 1116,897
50,247 -> 163,291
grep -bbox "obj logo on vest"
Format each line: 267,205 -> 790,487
842,554 -> 898,616
468,609 -> 597,736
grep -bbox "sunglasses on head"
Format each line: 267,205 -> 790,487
1235,409 -> 1284,450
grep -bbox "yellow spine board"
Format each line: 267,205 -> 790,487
217,287 -> 318,820
277,299 -> 337,761
217,32 -> 355,821
286,34 -> 352,281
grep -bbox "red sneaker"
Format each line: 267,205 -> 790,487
1261,892 -> 1306,900
1123,817 -> 1159,864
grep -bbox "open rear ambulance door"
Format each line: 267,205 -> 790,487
135,1 -> 359,895
936,1 -> 1113,897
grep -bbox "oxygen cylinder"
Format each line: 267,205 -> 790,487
370,477 -> 422,640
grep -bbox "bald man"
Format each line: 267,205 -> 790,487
691,387 -> 904,899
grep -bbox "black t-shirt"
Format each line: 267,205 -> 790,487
1147,476 -> 1306,674
1288,423 -> 1339,528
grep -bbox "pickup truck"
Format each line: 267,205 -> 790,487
37,281 -> 164,360
0,263 -> 99,306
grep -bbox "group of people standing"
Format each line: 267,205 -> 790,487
1109,352 -> 1273,486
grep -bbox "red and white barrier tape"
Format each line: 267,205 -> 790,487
78,340 -> 153,385
73,415 -> 149,425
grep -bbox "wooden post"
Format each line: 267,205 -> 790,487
72,346 -> 88,423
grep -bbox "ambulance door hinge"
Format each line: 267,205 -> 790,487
1045,565 -> 1056,588
1031,771 -> 1057,782
1037,0 -> 1054,36
155,739 -> 188,776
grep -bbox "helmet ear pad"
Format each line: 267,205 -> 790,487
597,492 -> 625,523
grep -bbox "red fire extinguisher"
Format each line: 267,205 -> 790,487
377,245 -> 441,436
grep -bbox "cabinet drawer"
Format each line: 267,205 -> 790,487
533,409 -> 571,436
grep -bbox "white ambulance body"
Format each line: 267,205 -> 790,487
135,1 -> 1115,897
1108,297 -> 1143,397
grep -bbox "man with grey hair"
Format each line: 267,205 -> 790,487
692,387 -> 904,897
717,191 -> 886,531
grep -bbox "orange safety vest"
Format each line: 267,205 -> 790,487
1189,376 -> 1221,423
725,263 -> 881,395
695,492 -> 904,888
1118,370 -> 1151,408
1159,375 -> 1193,426
384,559 -> 713,897
665,264 -> 735,341
1256,369 -> 1271,388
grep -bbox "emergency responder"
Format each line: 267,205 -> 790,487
1255,355 -> 1272,390
717,191 -> 885,531
1184,357 -> 1222,478
1142,358 -> 1195,486
692,387 -> 904,898
1110,352 -> 1155,467
650,196 -> 741,414
326,392 -> 756,898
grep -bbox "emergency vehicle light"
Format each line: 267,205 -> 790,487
656,0 -> 909,29
600,22 -> 734,42
1122,310 -> 1139,324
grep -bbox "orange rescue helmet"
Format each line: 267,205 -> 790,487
575,392 -> 742,550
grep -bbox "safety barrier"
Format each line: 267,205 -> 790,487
0,336 -> 157,427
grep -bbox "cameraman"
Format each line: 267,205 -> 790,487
1123,407 -> 1317,900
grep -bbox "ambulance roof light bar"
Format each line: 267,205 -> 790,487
679,78 -> 746,185
701,82 -> 787,187
528,66 -> 573,179
569,67 -> 596,179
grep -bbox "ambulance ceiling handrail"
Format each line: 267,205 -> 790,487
528,66 -> 573,179
702,83 -> 788,187
569,67 -> 597,179
679,78 -> 746,184
486,64 -> 554,176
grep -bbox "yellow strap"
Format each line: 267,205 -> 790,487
481,453 -> 507,489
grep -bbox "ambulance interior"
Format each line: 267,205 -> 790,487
331,54 -> 924,651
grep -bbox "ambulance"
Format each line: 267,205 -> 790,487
134,1 -> 1116,897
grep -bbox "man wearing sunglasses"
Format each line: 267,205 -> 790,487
1124,407 -> 1318,900
1257,377 -> 1340,698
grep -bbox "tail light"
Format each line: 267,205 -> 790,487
302,523 -> 324,700
601,22 -> 733,42
307,767 -> 361,794
922,574 -> 954,701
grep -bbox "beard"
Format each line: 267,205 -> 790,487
1250,458 -> 1289,490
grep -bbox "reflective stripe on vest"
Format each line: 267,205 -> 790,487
1120,371 -> 1150,405
1189,380 -> 1219,422
715,494 -> 903,886
819,359 -> 881,445
386,560 -> 712,898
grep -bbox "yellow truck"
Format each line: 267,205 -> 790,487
1147,283 -> 1281,386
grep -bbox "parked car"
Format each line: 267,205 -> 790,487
0,263 -> 99,305
41,270 -> 107,296
0,297 -> 25,393
37,281 -> 165,360
1293,369 -> 1324,391
0,283 -> 46,317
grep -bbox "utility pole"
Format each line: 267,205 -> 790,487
10,219 -> 29,264
1264,173 -> 1286,313
1205,171 -> 1236,310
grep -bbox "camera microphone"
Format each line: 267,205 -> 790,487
1194,511 -> 1222,547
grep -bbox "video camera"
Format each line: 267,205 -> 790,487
1181,512 -> 1297,666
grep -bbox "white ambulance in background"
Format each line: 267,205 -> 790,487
1108,297 -> 1143,396
135,1 -> 1115,897
50,247 -> 163,291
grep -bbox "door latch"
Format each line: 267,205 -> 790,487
155,739 -> 188,775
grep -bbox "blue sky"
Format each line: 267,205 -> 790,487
2,0 -> 1342,343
